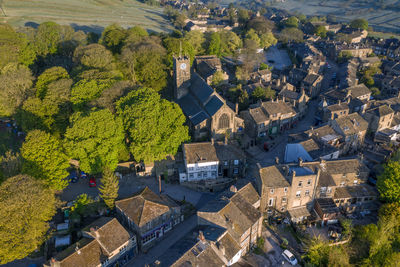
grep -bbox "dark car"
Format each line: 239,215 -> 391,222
68,172 -> 78,183
89,177 -> 96,187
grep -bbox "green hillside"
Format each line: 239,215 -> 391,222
0,0 -> 172,33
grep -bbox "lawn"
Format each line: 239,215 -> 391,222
1,0 -> 173,33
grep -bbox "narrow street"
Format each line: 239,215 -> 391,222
126,215 -> 198,267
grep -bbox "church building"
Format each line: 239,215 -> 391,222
173,55 -> 243,140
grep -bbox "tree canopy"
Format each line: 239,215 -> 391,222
99,168 -> 119,209
64,109 -> 126,174
0,175 -> 58,264
350,18 -> 369,30
377,161 -> 400,203
21,130 -> 69,190
73,44 -> 113,69
117,87 -> 190,163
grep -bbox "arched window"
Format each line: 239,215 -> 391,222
218,113 -> 230,129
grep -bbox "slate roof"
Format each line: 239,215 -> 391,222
261,101 -> 296,116
259,166 -> 290,188
334,185 -> 378,199
303,73 -> 321,85
183,142 -> 245,164
49,217 -> 131,267
333,112 -> 368,134
177,94 -> 209,125
115,187 -> 176,227
284,143 -> 313,163
82,217 -> 131,255
190,73 -> 214,105
204,95 -> 224,116
171,240 -> 225,267
248,107 -> 269,123
235,182 -> 260,207
345,84 -> 371,98
279,89 -> 300,100
327,103 -> 349,112
368,105 -> 394,117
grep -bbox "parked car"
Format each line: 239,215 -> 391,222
89,176 -> 96,187
80,171 -> 88,179
68,172 -> 78,183
282,249 -> 298,265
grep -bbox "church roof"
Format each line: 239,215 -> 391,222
204,95 -> 224,116
190,73 -> 214,105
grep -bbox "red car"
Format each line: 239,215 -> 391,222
89,177 -> 96,187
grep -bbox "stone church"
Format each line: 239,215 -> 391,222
173,55 -> 243,140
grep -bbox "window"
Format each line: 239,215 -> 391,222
188,167 -> 194,171
340,181 -> 345,187
296,191 -> 301,198
259,123 -> 264,129
211,165 -> 217,170
307,179 -> 312,186
189,173 -> 194,179
270,189 -> 274,194
353,180 -> 358,185
298,181 -> 303,187
233,168 -> 239,174
224,161 -> 228,166
142,232 -> 157,244
327,187 -> 332,193
146,222 -> 151,230
320,187 -> 326,193
234,160 -> 239,165
211,171 -> 217,177
282,197 -> 287,203
305,190 -> 310,196
203,172 -> 208,178
218,113 -> 230,129
284,187 -> 288,193
268,198 -> 274,206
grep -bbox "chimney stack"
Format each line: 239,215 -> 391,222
230,185 -> 237,193
158,175 -> 162,194
198,231 -> 205,242
235,103 -> 239,114
211,138 -> 214,145
275,157 -> 279,164
298,157 -> 303,166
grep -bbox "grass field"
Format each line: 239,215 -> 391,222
0,0 -> 173,33
272,0 -> 400,34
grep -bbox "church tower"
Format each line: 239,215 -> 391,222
173,56 -> 191,100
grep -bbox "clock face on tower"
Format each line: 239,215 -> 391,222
180,63 -> 187,70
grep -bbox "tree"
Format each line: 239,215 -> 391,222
64,109 -> 126,174
245,29 -> 261,47
185,30 -> 206,55
285,16 -> 299,28
34,21 -> 62,56
70,79 -> 114,108
259,31 -> 277,49
0,64 -> 34,117
73,44 -> 113,69
211,71 -> 225,87
350,18 -> 368,30
91,81 -> 133,113
0,151 -> 22,181
125,26 -> 149,45
100,24 -> 127,54
252,86 -> 275,101
121,40 -> 167,91
116,88 -> 190,163
21,130 -> 69,190
174,13 -> 187,29
219,30 -> 242,56
259,63 -> 271,70
370,87 -> 381,96
247,17 -> 275,35
207,32 -> 221,56
163,37 -> 195,67
304,237 -> 351,267
35,66 -> 69,99
315,25 -> 327,38
278,28 -> 304,43
70,193 -> 95,218
238,9 -> 250,25
0,175 -> 58,264
238,89 -> 249,110
377,161 -> 400,203
99,168 -> 119,209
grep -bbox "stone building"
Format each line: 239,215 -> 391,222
115,187 -> 182,251
364,104 -> 394,133
174,55 -> 243,140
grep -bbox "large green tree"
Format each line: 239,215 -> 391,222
73,44 -> 113,69
350,18 -> 368,30
377,161 -> 400,203
99,168 -> 119,209
219,30 -> 242,56
35,66 -> 69,99
207,32 -> 222,56
0,175 -> 58,264
64,109 -> 126,174
34,21 -> 63,56
70,79 -> 114,108
117,88 -> 190,163
163,37 -> 195,67
121,39 -> 167,91
21,130 -> 69,190
100,24 -> 127,54
0,64 -> 34,116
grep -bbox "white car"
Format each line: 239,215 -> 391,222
282,249 -> 298,265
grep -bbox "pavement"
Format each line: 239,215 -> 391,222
264,45 -> 292,71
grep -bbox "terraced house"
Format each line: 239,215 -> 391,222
115,187 -> 182,251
